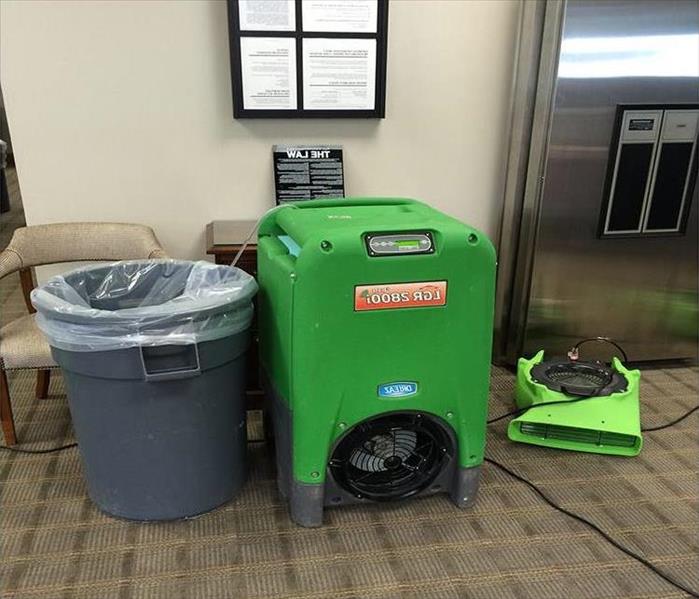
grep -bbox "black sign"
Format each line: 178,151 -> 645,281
629,118 -> 655,131
273,145 -> 345,204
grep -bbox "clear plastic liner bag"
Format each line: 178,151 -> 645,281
31,260 -> 258,352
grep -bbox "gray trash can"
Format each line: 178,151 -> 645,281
31,260 -> 257,520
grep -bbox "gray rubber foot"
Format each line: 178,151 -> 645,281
290,481 -> 325,527
449,465 -> 481,508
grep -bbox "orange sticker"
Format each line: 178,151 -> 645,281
354,281 -> 447,311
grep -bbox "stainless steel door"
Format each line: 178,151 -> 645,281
497,0 -> 699,363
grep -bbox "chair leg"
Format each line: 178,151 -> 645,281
36,369 -> 51,399
0,369 -> 17,446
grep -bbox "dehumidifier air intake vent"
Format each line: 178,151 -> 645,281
329,412 -> 453,502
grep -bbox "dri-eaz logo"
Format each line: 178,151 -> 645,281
378,382 -> 418,398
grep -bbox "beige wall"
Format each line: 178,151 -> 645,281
1,0 -> 518,259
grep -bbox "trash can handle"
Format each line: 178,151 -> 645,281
139,343 -> 202,382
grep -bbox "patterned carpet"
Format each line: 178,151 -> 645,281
1,362 -> 697,599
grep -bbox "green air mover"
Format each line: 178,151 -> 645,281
258,197 -> 495,527
508,349 -> 642,456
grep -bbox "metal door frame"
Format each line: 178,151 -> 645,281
494,0 -> 566,365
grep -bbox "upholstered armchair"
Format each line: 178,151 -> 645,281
0,222 -> 168,445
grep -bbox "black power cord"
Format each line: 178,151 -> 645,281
487,337 -> 699,597
485,456 -> 699,598
0,438 -> 269,453
0,442 -> 78,454
568,336 -> 629,363
642,404 -> 699,432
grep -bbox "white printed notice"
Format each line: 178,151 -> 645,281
302,0 -> 378,33
302,38 -> 376,110
238,0 -> 295,32
240,37 -> 297,110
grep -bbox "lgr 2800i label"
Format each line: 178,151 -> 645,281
354,281 -> 447,311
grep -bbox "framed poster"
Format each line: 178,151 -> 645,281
228,0 -> 389,118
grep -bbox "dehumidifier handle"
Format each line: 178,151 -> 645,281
289,197 -> 414,210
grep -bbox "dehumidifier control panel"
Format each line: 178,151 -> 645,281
365,232 -> 434,257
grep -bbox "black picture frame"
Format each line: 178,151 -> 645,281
227,0 -> 389,119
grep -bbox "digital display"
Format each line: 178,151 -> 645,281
365,231 -> 434,257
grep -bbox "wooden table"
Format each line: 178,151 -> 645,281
206,221 -> 263,410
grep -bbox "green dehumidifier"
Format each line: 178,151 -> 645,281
257,197 -> 495,527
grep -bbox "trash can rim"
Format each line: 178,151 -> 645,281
30,259 -> 257,326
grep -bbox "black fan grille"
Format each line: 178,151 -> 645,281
545,365 -> 611,389
529,360 -> 624,397
328,412 -> 452,502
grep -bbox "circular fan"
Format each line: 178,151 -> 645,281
531,360 -> 627,397
328,412 -> 452,502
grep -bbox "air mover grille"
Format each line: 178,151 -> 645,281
546,365 -> 610,389
328,412 -> 452,502
519,422 -> 637,448
531,360 -> 627,397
